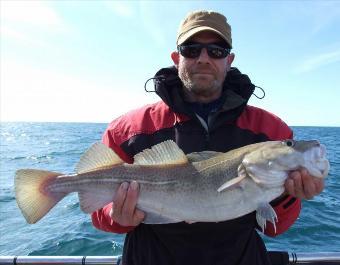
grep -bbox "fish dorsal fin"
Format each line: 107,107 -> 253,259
75,142 -> 124,174
134,140 -> 188,166
187,151 -> 223,163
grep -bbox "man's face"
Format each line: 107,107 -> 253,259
172,31 -> 234,103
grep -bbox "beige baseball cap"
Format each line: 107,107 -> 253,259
176,10 -> 232,48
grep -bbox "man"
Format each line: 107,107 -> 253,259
92,10 -> 324,265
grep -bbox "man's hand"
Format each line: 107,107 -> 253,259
109,181 -> 145,227
285,168 -> 325,200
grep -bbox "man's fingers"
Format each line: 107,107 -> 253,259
315,178 -> 325,194
112,182 -> 129,217
302,174 -> 325,199
286,170 -> 305,198
122,181 -> 140,217
286,169 -> 325,200
301,173 -> 315,199
110,181 -> 145,227
291,171 -> 304,198
285,178 -> 295,196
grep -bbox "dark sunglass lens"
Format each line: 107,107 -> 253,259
207,45 -> 229,59
180,45 -> 202,58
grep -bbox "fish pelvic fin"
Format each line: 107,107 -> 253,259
256,203 -> 278,234
15,169 -> 64,224
217,164 -> 247,192
75,142 -> 124,174
133,140 -> 188,166
142,209 -> 182,224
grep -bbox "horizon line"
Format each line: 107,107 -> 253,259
1,120 -> 339,128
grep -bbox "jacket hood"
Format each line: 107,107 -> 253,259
152,66 -> 255,116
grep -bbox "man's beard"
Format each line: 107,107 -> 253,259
178,66 -> 225,98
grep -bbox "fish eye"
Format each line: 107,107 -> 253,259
284,140 -> 295,147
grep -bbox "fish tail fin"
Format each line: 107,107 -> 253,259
15,169 -> 64,224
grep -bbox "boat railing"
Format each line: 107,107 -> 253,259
0,252 -> 340,265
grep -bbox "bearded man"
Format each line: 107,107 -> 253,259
92,10 -> 324,265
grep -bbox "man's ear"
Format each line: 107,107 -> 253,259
227,53 -> 235,65
171,51 -> 180,67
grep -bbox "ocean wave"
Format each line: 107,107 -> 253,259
66,202 -> 80,210
0,194 -> 15,203
9,155 -> 53,161
7,149 -> 83,162
29,236 -> 123,256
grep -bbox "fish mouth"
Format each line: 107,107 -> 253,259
317,159 -> 330,177
304,145 -> 329,178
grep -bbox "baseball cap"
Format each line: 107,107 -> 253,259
176,10 -> 232,48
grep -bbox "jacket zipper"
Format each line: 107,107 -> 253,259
194,114 -> 211,148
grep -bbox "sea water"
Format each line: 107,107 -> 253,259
0,123 -> 339,255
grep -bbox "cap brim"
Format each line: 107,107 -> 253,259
177,26 -> 232,48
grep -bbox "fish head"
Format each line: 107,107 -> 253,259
242,140 -> 330,188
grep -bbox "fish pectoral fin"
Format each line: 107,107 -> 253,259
75,142 -> 124,174
133,140 -> 188,166
78,190 -> 114,213
217,175 -> 246,192
217,165 -> 247,192
256,203 -> 278,233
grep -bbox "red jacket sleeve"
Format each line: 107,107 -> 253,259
91,202 -> 135,234
91,123 -> 136,234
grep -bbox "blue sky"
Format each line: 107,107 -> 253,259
1,1 -> 339,126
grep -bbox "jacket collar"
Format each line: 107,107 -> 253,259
152,66 -> 255,116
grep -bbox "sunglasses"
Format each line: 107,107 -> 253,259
177,43 -> 231,59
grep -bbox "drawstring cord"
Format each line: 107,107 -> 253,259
144,76 -> 166,93
253,85 -> 266,99
145,76 -> 266,99
144,76 -> 180,126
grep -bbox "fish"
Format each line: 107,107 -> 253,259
15,139 -> 329,232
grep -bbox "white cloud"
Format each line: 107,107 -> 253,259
1,25 -> 47,47
1,0 -> 70,47
0,61 -> 157,123
1,0 -> 65,30
295,49 -> 340,73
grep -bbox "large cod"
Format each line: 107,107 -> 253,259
15,139 -> 329,232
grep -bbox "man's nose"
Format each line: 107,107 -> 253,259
197,48 -> 210,63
